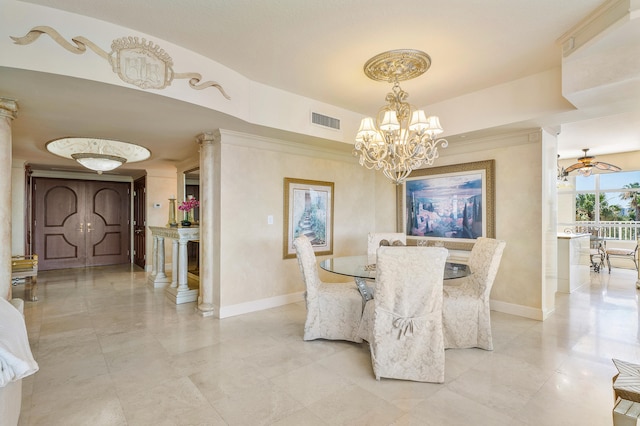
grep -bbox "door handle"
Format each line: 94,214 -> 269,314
87,222 -> 93,233
78,223 -> 83,233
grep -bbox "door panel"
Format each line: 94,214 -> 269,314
133,177 -> 146,269
44,186 -> 78,226
44,234 -> 78,260
35,179 -> 85,269
86,182 -> 129,266
34,178 -> 130,271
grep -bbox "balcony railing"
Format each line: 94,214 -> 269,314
560,221 -> 640,241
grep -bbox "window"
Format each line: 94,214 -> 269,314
573,171 -> 640,239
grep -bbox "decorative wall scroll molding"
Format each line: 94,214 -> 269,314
0,98 -> 18,120
11,26 -> 230,99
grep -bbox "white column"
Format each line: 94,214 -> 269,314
0,99 -> 17,300
171,239 -> 178,288
151,235 -> 158,276
147,233 -> 170,288
196,132 -> 218,316
178,239 -> 189,291
156,236 -> 166,278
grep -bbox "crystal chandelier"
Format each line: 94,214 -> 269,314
46,137 -> 151,174
354,49 -> 448,185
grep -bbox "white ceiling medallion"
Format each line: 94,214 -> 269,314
46,137 -> 151,174
11,26 -> 230,98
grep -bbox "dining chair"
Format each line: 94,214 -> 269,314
293,235 -> 364,343
442,237 -> 506,350
366,232 -> 406,262
360,246 -> 448,383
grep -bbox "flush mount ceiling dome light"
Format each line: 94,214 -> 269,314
46,137 -> 151,174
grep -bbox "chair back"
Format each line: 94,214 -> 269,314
293,235 -> 321,296
467,237 -> 506,297
371,246 -> 448,382
367,232 -> 407,260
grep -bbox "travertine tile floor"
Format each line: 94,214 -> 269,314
12,264 -> 640,425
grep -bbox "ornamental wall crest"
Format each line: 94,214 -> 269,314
11,26 -> 230,99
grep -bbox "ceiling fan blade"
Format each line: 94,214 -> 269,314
563,162 -> 586,173
593,161 -> 622,172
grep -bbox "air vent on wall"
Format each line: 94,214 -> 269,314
311,112 -> 340,130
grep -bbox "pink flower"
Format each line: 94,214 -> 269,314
178,197 -> 199,212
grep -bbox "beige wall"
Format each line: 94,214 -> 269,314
144,167 -> 178,270
212,128 -> 555,320
216,130 -> 378,309
9,127 -> 556,321
394,129 -> 557,320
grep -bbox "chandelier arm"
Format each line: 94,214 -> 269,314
354,137 -> 390,169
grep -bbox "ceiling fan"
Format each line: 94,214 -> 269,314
562,148 -> 622,177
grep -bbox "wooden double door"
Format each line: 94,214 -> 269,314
33,178 -> 130,271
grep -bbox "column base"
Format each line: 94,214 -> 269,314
197,303 -> 216,317
147,273 -> 170,289
165,286 -> 198,304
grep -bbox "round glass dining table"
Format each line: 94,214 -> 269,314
319,255 -> 471,301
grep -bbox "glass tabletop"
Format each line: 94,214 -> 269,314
319,255 -> 471,280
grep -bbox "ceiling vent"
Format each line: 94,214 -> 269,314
311,112 -> 340,130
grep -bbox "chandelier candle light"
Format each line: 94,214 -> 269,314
354,49 -> 448,185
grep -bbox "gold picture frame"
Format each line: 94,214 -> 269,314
396,160 -> 495,250
283,178 -> 334,259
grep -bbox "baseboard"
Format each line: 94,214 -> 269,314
490,299 -> 545,321
218,291 -> 305,319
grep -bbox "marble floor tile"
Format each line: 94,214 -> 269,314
120,376 -> 225,425
306,383 -> 405,425
12,265 -> 640,425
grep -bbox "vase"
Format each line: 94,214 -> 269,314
182,210 -> 192,227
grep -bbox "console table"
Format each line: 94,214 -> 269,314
148,226 -> 199,304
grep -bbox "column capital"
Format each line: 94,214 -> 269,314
196,130 -> 221,146
0,98 -> 18,120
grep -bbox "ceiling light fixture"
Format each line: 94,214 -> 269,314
563,148 -> 621,177
46,138 -> 151,174
354,49 -> 448,185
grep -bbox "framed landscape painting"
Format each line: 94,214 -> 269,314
283,178 -> 334,259
396,160 -> 495,250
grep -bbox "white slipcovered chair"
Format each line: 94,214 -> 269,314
442,237 -> 506,350
359,246 -> 448,383
293,235 -> 364,343
0,298 -> 39,426
367,232 -> 406,265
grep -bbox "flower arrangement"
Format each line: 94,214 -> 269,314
178,196 -> 199,213
178,196 -> 199,225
